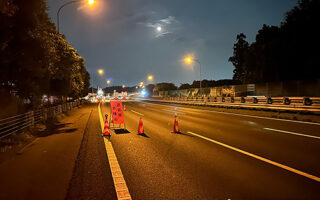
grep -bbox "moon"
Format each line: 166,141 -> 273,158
157,26 -> 162,32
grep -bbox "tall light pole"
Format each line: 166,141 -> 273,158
57,0 -> 94,33
184,56 -> 202,90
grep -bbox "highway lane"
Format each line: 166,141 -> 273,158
101,101 -> 320,199
127,101 -> 320,177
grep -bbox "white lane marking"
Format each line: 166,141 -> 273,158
162,109 -> 186,115
141,101 -> 320,126
264,128 -> 320,140
98,104 -> 132,200
130,109 -> 144,116
187,131 -> 320,183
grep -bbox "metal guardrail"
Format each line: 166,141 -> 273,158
148,97 -> 320,113
0,101 -> 84,139
160,96 -> 320,106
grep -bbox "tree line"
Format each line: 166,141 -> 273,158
0,0 -> 90,108
229,0 -> 320,84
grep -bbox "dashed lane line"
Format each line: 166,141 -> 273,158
187,131 -> 320,183
130,110 -> 144,116
162,109 -> 186,115
264,127 -> 320,140
98,104 -> 132,200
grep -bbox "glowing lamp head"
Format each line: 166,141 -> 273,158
98,69 -> 104,75
88,0 -> 94,5
106,80 -> 111,84
148,75 -> 153,81
185,57 -> 192,64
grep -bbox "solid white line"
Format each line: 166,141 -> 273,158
130,109 -> 144,116
99,104 -> 132,200
187,131 -> 320,183
141,101 -> 320,126
264,128 -> 320,140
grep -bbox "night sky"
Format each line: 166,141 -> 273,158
47,0 -> 297,87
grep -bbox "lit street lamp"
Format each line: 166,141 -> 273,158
57,0 -> 94,33
98,69 -> 104,76
147,75 -> 153,82
184,56 -> 202,90
106,80 -> 111,85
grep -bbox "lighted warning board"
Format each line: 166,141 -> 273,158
110,101 -> 125,124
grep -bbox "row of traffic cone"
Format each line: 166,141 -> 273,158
137,115 -> 180,135
102,111 -> 180,136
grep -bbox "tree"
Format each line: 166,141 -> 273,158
153,83 -> 177,92
0,0 -> 90,108
228,33 -> 249,82
229,0 -> 320,84
178,83 -> 191,90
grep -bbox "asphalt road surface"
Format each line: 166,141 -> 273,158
0,102 -> 319,200
0,104 -> 117,200
102,100 -> 320,200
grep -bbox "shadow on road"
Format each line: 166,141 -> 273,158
137,133 -> 150,138
37,122 -> 77,137
172,131 -> 194,137
112,129 -> 130,135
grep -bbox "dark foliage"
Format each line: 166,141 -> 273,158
154,83 -> 178,91
179,79 -> 240,90
229,0 -> 320,84
0,0 -> 90,107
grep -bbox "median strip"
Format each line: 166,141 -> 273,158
187,131 -> 320,183
98,104 -> 132,200
264,127 -> 320,140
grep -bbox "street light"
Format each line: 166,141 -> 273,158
57,0 -> 95,33
139,82 -> 144,87
98,69 -> 104,75
147,75 -> 153,81
184,56 -> 202,90
106,80 -> 111,85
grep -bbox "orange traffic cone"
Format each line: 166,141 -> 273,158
138,117 -> 144,135
172,116 -> 180,133
103,119 -> 111,136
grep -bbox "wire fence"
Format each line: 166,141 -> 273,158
0,100 -> 84,139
